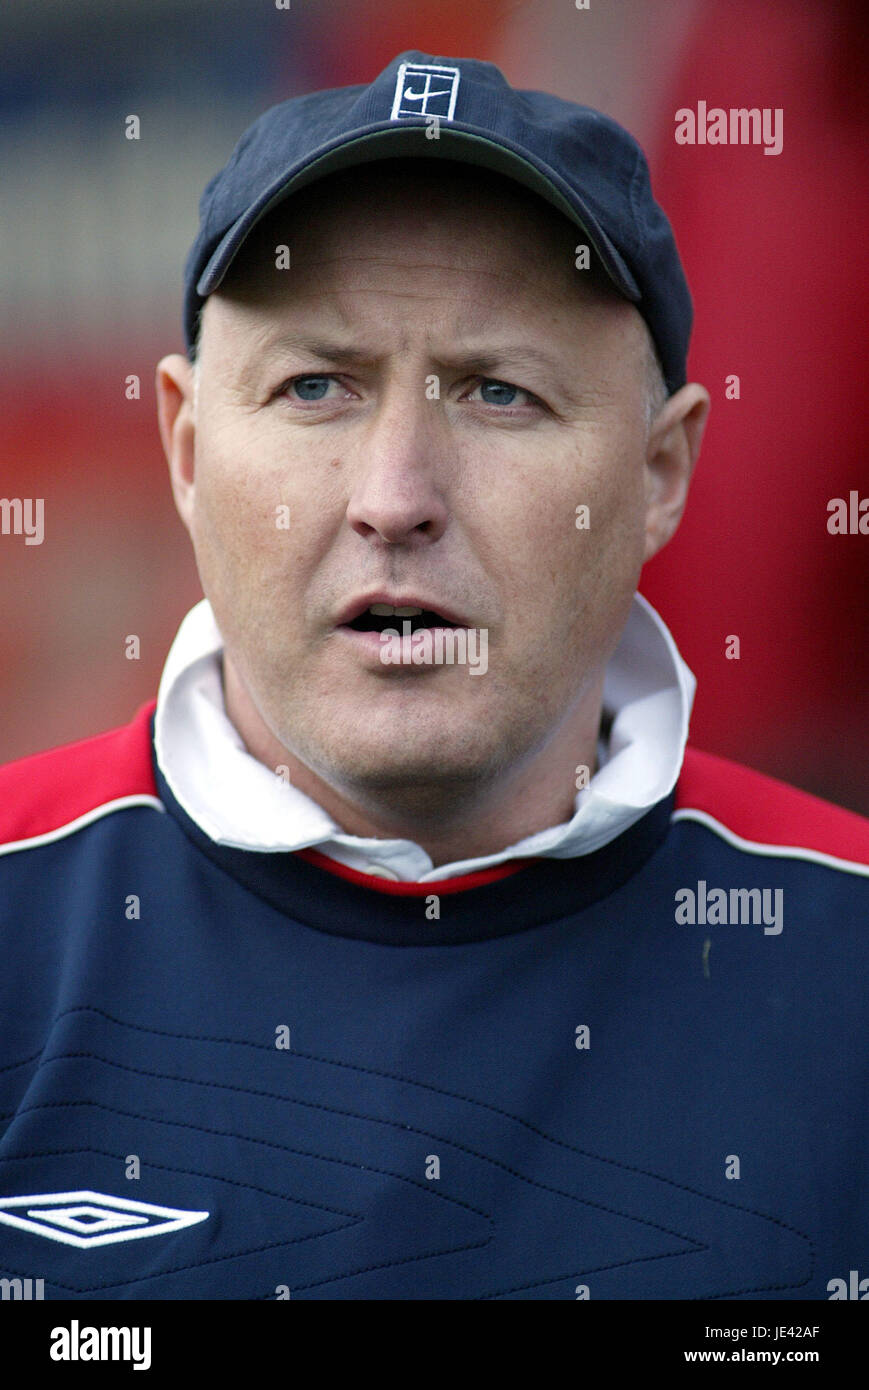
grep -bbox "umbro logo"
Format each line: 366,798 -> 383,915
0,1191 -> 210,1248
391,63 -> 460,121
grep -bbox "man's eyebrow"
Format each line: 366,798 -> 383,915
442,347 -> 565,377
260,335 -> 375,366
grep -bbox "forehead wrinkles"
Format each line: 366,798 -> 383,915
208,246 -> 580,363
204,291 -> 548,385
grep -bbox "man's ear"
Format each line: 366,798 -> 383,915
156,354 -> 197,533
643,383 -> 710,562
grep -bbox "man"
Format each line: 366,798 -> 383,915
1,51 -> 867,1301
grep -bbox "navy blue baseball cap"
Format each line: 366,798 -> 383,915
184,50 -> 692,394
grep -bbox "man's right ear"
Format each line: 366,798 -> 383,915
156,354 -> 196,529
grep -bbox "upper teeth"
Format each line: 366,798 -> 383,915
368,604 -> 423,617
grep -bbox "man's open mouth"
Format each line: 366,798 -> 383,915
345,604 -> 461,635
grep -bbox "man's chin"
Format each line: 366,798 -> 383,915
290,716 -> 505,805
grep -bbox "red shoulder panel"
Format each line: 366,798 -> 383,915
676,745 -> 869,867
0,699 -> 158,847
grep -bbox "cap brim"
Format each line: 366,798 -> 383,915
196,123 -> 641,304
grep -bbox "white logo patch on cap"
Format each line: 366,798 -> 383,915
391,63 -> 460,121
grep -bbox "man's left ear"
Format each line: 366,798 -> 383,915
156,353 -> 197,532
643,383 -> 710,562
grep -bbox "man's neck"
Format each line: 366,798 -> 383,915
222,658 -> 605,868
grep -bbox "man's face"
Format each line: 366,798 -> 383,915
169,163 -> 658,808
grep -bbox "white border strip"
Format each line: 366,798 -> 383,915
0,795 -> 165,858
672,807 -> 869,878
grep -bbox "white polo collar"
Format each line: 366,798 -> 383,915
154,593 -> 695,883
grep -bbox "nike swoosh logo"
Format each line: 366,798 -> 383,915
403,86 -> 452,101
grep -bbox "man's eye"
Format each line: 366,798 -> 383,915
285,375 -> 337,401
470,378 -> 534,408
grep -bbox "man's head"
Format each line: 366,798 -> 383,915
157,155 -> 708,848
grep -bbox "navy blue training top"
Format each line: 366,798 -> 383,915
0,701 -> 867,1300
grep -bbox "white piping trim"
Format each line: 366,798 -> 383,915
0,795 -> 165,857
672,807 -> 869,878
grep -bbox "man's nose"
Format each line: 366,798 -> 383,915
345,383 -> 451,546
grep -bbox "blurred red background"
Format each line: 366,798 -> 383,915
1,0 -> 865,810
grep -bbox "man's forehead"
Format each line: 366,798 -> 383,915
202,251 -> 633,367
202,289 -> 591,380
